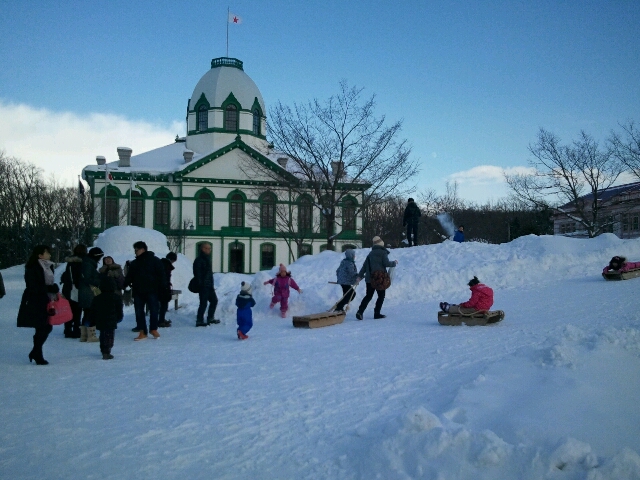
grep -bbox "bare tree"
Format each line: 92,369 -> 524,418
505,128 -> 624,237
245,81 -> 419,250
610,120 -> 640,180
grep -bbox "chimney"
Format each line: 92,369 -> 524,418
183,149 -> 194,163
331,161 -> 344,178
117,147 -> 132,167
96,156 -> 106,165
277,157 -> 288,168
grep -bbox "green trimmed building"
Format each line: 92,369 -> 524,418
82,58 -> 365,273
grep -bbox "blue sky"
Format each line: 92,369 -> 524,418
1,0 -> 639,203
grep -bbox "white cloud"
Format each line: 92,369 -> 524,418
0,100 -> 183,185
448,165 -> 535,185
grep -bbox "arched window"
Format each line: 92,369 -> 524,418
298,197 -> 313,232
225,105 -> 238,131
154,191 -> 170,227
260,243 -> 275,270
261,193 -> 276,230
252,108 -> 261,135
198,105 -> 208,131
197,191 -> 213,227
342,198 -> 356,232
105,188 -> 119,227
130,191 -> 144,227
341,244 -> 357,252
320,195 -> 333,233
229,193 -> 244,227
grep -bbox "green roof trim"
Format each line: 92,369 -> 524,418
211,57 -> 243,70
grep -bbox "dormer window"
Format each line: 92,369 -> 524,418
198,105 -> 208,131
225,105 -> 238,131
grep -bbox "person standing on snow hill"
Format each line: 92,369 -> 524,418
263,264 -> 302,318
355,236 -> 398,320
335,249 -> 358,312
236,281 -> 256,340
403,197 -> 422,247
193,243 -> 219,327
453,225 -> 465,243
125,241 -> 166,340
440,276 -> 493,314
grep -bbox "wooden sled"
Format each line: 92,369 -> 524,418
602,268 -> 640,281
293,311 -> 346,329
438,310 -> 505,326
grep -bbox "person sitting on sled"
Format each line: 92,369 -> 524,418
602,256 -> 640,273
440,276 -> 493,314
263,264 -> 302,318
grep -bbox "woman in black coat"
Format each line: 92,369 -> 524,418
17,245 -> 60,365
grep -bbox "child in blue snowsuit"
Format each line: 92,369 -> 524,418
236,281 -> 256,340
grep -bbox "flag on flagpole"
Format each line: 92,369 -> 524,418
78,176 -> 85,196
130,175 -> 141,193
105,165 -> 114,185
228,12 -> 242,24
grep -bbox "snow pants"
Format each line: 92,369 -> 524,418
357,282 -> 385,315
271,294 -> 289,313
406,223 -> 418,246
335,285 -> 356,311
448,305 -> 477,315
237,309 -> 253,335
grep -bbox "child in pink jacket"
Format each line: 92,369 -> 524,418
263,264 -> 302,318
440,276 -> 494,314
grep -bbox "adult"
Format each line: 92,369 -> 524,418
60,244 -> 86,338
158,252 -> 177,328
355,236 -> 398,320
17,245 -> 60,365
453,225 -> 465,243
99,256 -> 125,295
124,241 -> 166,340
0,271 -> 5,299
403,197 -> 422,247
78,247 -> 104,343
193,243 -> 219,327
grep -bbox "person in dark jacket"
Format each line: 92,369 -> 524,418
60,244 -> 86,338
453,225 -> 465,243
236,281 -> 256,340
193,243 -> 219,327
78,247 -> 103,343
335,249 -> 358,312
92,276 -> 124,360
158,252 -> 177,328
98,256 -> 125,295
403,198 -> 422,247
125,241 -> 167,340
0,271 -> 5,299
17,245 -> 60,365
355,236 -> 397,320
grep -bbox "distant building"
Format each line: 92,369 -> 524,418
82,58 -> 365,272
552,181 -> 640,239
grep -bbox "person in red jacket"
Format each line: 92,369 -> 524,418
440,276 -> 493,314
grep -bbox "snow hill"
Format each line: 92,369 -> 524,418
1,228 -> 640,479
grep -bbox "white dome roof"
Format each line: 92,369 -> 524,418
189,58 -> 265,114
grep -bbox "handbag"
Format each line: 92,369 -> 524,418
188,277 -> 200,293
70,284 -> 79,302
367,257 -> 391,291
47,294 -> 74,325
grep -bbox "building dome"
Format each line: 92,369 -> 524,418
188,58 -> 265,115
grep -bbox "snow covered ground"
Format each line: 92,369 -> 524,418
1,229 -> 640,479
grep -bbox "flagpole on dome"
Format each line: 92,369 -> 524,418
226,6 -> 229,57
129,173 -> 133,226
104,164 -> 108,230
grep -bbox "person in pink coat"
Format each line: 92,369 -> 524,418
263,264 -> 302,318
440,276 -> 494,314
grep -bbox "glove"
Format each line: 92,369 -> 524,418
298,289 -> 303,294
263,280 -> 269,285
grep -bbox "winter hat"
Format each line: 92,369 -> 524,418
408,197 -> 414,203
278,263 -> 288,274
240,281 -> 252,295
468,276 -> 480,287
88,247 -> 104,260
166,252 -> 178,262
344,249 -> 356,261
372,236 -> 384,247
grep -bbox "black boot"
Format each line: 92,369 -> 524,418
374,312 -> 386,319
102,349 -> 114,360
29,335 -> 48,365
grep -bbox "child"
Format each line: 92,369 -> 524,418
236,281 -> 256,340
263,264 -> 302,318
440,276 -> 493,314
335,249 -> 358,312
158,252 -> 177,328
92,276 -> 124,360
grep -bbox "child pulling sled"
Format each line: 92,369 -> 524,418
264,264 -> 302,318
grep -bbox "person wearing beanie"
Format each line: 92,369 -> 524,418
439,276 -> 494,314
78,247 -> 104,342
335,249 -> 358,312
158,252 -> 178,328
453,225 -> 465,243
355,237 -> 398,320
236,281 -> 256,340
263,264 -> 302,318
403,198 -> 422,247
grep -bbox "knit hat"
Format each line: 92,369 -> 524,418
240,281 -> 252,295
408,197 -> 414,203
279,263 -> 288,274
468,276 -> 480,287
88,247 -> 104,260
372,236 -> 384,247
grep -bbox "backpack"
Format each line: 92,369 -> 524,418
367,257 -> 391,290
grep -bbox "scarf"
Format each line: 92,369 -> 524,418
38,259 -> 55,286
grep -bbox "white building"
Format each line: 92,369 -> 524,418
82,57 -> 365,273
